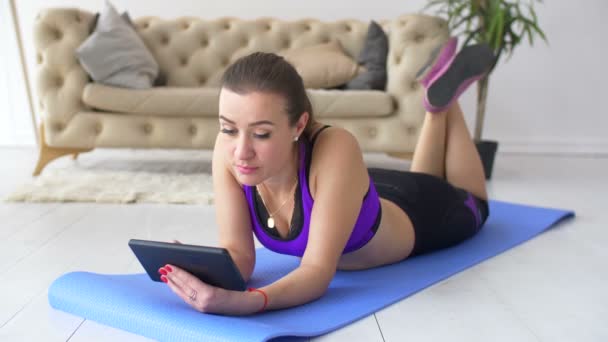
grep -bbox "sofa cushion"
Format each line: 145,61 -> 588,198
75,1 -> 159,89
279,41 -> 360,89
82,84 -> 393,118
82,84 -> 220,117
345,21 -> 389,90
307,89 -> 393,118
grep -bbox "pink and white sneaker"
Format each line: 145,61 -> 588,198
423,43 -> 495,113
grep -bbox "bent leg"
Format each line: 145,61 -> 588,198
444,102 -> 487,200
409,111 -> 447,178
409,101 -> 487,200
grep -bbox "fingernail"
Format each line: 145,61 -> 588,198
158,268 -> 167,276
165,265 -> 173,272
160,275 -> 168,283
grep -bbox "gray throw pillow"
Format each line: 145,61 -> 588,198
76,1 -> 159,89
88,12 -> 132,33
345,21 -> 388,90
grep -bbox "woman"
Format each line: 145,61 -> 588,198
158,37 -> 494,315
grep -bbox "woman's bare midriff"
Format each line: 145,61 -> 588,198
337,198 -> 415,270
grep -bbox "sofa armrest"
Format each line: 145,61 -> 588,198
386,14 -> 449,135
34,8 -> 95,145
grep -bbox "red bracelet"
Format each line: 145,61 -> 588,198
247,287 -> 268,312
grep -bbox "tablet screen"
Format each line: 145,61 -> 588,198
128,239 -> 247,291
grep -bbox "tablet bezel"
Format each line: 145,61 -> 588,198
128,239 -> 247,291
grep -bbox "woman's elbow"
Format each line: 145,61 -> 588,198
303,264 -> 335,296
227,249 -> 255,282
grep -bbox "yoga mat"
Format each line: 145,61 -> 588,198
48,200 -> 574,341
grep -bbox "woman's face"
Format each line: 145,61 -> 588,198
218,88 -> 305,186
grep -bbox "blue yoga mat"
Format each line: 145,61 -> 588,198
48,200 -> 573,341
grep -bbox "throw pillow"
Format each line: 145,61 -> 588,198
76,1 -> 159,89
88,11 -> 132,33
279,40 -> 359,89
345,21 -> 388,90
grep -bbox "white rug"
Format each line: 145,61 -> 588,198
6,166 -> 214,205
4,150 -> 408,205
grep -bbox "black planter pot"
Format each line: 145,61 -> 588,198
475,140 -> 498,179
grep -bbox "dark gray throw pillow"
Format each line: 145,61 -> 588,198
76,1 -> 159,89
345,21 -> 388,90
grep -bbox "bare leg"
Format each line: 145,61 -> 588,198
410,101 -> 487,200
410,109 -> 447,179
444,102 -> 487,200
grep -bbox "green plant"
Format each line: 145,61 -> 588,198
424,0 -> 548,140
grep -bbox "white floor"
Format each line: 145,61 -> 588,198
0,147 -> 606,342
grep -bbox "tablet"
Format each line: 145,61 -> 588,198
128,239 -> 247,291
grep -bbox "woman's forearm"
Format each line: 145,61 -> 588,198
227,247 -> 255,282
258,264 -> 334,311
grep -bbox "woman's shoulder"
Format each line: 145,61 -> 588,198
308,124 -> 368,194
309,124 -> 362,155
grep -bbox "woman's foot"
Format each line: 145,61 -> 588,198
423,44 -> 495,113
416,37 -> 458,87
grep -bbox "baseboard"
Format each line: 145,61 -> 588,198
497,138 -> 608,156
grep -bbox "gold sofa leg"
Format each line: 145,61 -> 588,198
386,152 -> 414,160
33,124 -> 93,176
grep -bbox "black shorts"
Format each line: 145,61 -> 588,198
369,168 -> 489,257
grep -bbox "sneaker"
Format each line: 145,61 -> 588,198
416,37 -> 458,88
424,44 -> 494,113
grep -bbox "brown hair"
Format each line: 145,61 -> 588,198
220,52 -> 316,137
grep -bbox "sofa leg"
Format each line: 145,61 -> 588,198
386,152 -> 414,160
33,124 -> 93,176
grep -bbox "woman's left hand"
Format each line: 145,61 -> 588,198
159,264 -> 263,315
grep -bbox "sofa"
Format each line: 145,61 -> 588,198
32,8 -> 449,175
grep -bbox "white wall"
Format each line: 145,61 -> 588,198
7,0 -> 608,154
0,0 -> 35,146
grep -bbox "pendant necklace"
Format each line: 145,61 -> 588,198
258,177 -> 298,229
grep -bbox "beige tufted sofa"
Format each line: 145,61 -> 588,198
32,8 -> 449,175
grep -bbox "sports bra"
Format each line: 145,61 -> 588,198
242,126 -> 382,257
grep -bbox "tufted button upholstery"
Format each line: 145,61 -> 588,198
409,80 -> 419,91
413,32 -> 425,43
367,127 -> 378,138
406,125 -> 417,135
52,28 -> 63,40
53,122 -> 64,132
34,9 -> 448,153
142,123 -> 153,134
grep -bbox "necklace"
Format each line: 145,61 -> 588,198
258,177 -> 298,229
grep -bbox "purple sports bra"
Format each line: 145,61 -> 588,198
243,132 -> 382,257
